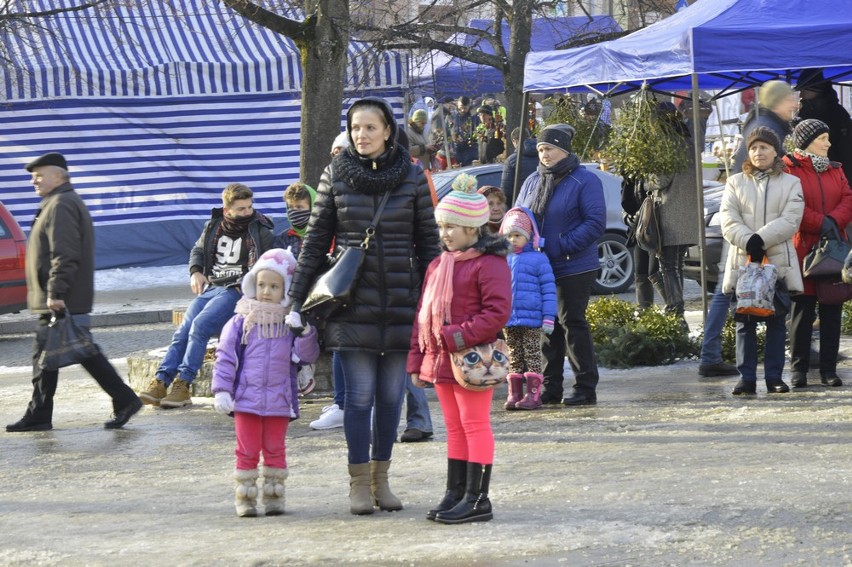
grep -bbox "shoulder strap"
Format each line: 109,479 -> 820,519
361,191 -> 392,248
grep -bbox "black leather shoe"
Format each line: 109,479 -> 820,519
561,391 -> 596,406
400,428 -> 433,443
105,398 -> 143,429
820,373 -> 843,387
731,380 -> 756,395
6,418 -> 53,432
698,362 -> 739,377
765,380 -> 790,393
539,392 -> 563,405
791,372 -> 808,388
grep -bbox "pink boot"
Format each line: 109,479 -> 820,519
515,372 -> 543,410
504,373 -> 525,410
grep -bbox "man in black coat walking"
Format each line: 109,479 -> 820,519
6,152 -> 143,432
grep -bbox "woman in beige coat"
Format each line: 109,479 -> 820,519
720,126 -> 804,396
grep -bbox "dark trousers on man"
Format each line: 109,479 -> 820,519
541,270 -> 600,400
26,315 -> 138,424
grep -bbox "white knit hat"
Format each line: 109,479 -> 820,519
241,248 -> 297,306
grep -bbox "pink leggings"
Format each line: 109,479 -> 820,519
434,382 -> 494,464
234,412 -> 289,470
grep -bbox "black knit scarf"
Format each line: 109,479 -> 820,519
529,153 -> 581,224
333,145 -> 411,196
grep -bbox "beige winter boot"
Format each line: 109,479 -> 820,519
233,468 -> 259,517
262,466 -> 288,516
348,463 -> 374,515
371,460 -> 403,511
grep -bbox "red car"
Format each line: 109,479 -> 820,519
0,201 -> 27,315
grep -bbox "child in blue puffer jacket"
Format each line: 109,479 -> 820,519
499,207 -> 557,410
212,248 -> 320,517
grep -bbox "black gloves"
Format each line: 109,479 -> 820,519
820,216 -> 840,239
746,233 -> 765,262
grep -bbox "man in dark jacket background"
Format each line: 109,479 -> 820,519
137,183 -> 273,409
6,152 -> 143,432
796,68 -> 852,183
501,128 -> 538,206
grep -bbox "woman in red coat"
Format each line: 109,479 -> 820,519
784,119 -> 852,388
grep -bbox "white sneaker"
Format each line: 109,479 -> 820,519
310,404 -> 344,430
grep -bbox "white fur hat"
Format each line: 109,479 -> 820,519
241,248 -> 297,306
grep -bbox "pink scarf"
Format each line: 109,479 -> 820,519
234,297 -> 288,344
418,248 -> 482,352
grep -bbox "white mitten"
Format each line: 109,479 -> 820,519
285,311 -> 305,334
213,392 -> 235,415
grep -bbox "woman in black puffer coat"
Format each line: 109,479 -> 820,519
288,97 -> 441,515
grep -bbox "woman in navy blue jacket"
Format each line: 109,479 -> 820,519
515,124 -> 606,406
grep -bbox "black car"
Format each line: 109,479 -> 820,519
683,182 -> 726,292
430,164 -> 634,294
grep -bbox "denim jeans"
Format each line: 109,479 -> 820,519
332,351 -> 345,409
735,314 -> 786,382
338,350 -> 407,464
156,285 -> 240,385
404,379 -> 433,433
700,289 -> 731,365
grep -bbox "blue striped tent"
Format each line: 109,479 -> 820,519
0,0 -> 407,268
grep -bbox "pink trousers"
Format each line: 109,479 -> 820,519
434,382 -> 494,464
234,412 -> 289,470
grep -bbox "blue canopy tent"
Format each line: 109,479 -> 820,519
524,0 -> 852,95
520,0 -> 852,318
411,16 -> 620,98
0,0 -> 407,268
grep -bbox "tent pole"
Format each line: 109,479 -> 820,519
691,74 -> 709,327
512,90 -> 531,207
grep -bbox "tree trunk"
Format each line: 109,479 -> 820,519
298,0 -> 349,188
503,0 -> 532,151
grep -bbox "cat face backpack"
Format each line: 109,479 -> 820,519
449,338 -> 511,391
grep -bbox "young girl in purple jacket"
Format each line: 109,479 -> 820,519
212,248 -> 320,517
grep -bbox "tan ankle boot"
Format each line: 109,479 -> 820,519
348,463 -> 374,515
371,460 -> 403,511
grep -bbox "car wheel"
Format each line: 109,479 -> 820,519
594,233 -> 634,295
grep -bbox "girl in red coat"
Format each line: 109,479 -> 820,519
408,173 -> 511,524
784,119 -> 852,388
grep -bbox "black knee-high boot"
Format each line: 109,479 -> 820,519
434,462 -> 492,524
426,459 -> 467,521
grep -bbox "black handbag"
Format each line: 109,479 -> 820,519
802,236 -> 850,278
635,193 -> 662,253
302,191 -> 392,318
38,314 -> 100,371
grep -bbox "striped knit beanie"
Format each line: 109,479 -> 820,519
434,173 -> 489,227
793,119 -> 830,151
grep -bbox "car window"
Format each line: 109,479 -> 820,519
0,219 -> 9,239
